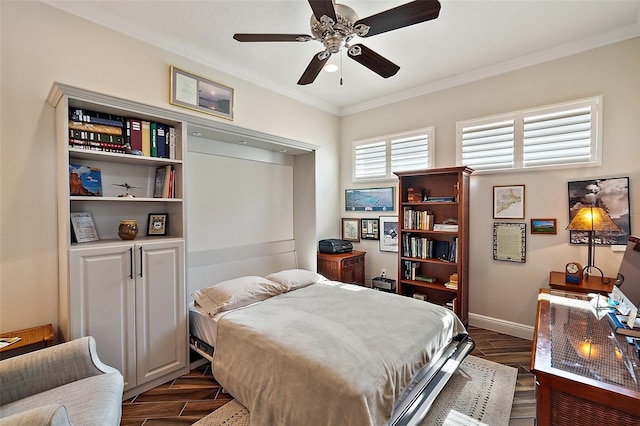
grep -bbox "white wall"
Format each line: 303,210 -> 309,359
341,38 -> 640,333
0,1 -> 340,333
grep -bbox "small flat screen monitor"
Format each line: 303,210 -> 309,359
615,235 -> 640,310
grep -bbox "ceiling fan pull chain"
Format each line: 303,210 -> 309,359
340,51 -> 343,86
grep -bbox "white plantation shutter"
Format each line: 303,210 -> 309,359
353,128 -> 434,181
523,105 -> 593,167
354,141 -> 386,180
460,120 -> 514,171
456,97 -> 601,171
391,133 -> 430,173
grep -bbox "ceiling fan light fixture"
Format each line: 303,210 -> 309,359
323,63 -> 339,73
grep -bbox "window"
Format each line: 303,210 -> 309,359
353,128 -> 434,181
456,96 -> 602,172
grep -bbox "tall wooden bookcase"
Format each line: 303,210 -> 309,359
395,166 -> 473,325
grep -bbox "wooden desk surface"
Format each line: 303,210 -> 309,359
0,323 -> 55,353
548,271 -> 614,295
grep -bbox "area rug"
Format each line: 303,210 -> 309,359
193,355 -> 517,426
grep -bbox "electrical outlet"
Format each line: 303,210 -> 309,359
381,269 -> 387,278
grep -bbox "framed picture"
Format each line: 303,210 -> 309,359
568,177 -> 630,245
170,66 -> 234,120
69,164 -> 103,196
361,218 -> 380,240
341,218 -> 360,242
493,222 -> 526,263
379,216 -> 399,252
531,218 -> 557,234
70,212 -> 99,243
147,213 -> 168,236
493,185 -> 525,219
345,187 -> 394,212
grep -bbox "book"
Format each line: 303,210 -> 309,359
127,118 -> 143,151
69,108 -> 124,128
434,240 -> 450,260
153,166 -> 167,198
69,129 -> 124,144
607,312 -> 640,338
69,139 -> 127,153
150,122 -> 158,157
433,223 -> 459,232
156,123 -> 167,158
168,126 -> 177,159
415,274 -> 436,283
0,337 -> 21,349
69,164 -> 103,196
68,120 -> 122,136
141,121 -> 151,156
70,212 -> 99,243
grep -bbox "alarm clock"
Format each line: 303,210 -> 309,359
565,262 -> 583,284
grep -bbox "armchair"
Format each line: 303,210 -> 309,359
0,336 -> 123,425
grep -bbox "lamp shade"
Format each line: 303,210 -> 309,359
566,206 -> 620,232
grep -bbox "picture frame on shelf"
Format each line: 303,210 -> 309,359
147,213 -> 168,236
531,218 -> 557,234
70,212 -> 99,243
345,187 -> 394,211
379,216 -> 399,252
493,222 -> 526,263
170,66 -> 234,120
493,185 -> 525,219
360,218 -> 380,240
69,164 -> 103,197
341,218 -> 360,242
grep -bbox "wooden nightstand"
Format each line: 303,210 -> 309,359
548,271 -> 614,295
0,323 -> 55,359
317,251 -> 366,285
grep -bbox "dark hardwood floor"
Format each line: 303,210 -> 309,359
121,326 -> 536,425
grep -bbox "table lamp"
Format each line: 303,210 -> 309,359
566,204 -> 620,283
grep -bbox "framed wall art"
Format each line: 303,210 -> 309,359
147,213 -> 168,236
341,218 -> 360,242
568,177 -> 630,245
531,219 -> 557,235
345,187 -> 394,212
170,66 -> 234,120
493,185 -> 525,219
379,216 -> 399,252
493,222 -> 526,263
360,218 -> 380,240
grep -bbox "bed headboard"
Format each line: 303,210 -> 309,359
187,239 -> 298,299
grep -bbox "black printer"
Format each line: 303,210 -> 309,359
318,239 -> 353,254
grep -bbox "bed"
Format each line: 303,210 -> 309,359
190,270 -> 474,426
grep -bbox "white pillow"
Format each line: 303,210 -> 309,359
192,276 -> 287,317
266,269 -> 326,291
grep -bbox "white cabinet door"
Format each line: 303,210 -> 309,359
135,239 -> 186,384
69,244 -> 137,390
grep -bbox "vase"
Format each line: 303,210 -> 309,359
118,219 -> 138,240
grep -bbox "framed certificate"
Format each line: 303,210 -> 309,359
70,212 -> 99,243
493,222 -> 526,263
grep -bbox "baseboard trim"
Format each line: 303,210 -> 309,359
469,313 -> 534,341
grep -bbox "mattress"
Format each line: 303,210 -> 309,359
188,301 -> 222,348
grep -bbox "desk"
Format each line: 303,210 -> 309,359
0,324 -> 55,359
548,271 -> 614,295
531,289 -> 640,425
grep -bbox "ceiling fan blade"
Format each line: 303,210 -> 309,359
297,52 -> 330,85
356,0 -> 441,37
347,44 -> 400,78
233,34 -> 312,42
308,0 -> 337,23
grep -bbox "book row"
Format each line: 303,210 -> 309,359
69,108 -> 177,159
403,208 -> 435,230
402,235 -> 458,262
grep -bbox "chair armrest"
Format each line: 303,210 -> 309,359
0,336 -> 120,405
0,404 -> 71,426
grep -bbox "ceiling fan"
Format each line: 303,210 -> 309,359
233,0 -> 441,85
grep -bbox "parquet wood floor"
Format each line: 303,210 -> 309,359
120,326 -> 536,425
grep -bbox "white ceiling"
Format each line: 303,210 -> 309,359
45,0 -> 640,116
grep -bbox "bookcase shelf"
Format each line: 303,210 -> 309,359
395,166 -> 473,326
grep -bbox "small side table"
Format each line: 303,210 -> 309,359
548,271 -> 614,295
0,324 -> 55,359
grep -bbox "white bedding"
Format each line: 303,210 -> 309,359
210,281 -> 467,426
189,302 -> 222,347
